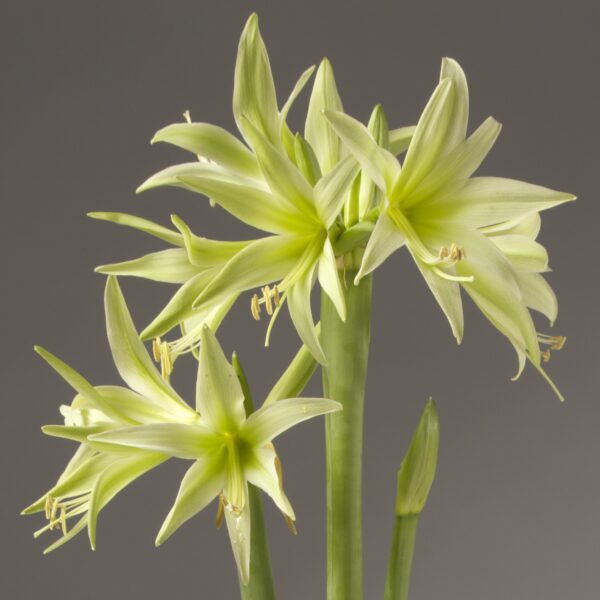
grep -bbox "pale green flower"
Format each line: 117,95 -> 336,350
89,324 -> 341,584
24,276 -> 340,581
134,14 -> 360,364
325,58 -> 575,396
22,275 -> 198,551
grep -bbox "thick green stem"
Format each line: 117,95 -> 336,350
321,271 -> 372,600
232,353 -> 276,600
238,484 -> 277,600
384,515 -> 419,600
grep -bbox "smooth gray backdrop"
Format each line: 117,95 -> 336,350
2,1 -> 598,598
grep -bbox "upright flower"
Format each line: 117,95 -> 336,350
131,14 -> 360,364
325,58 -> 575,396
90,324 -> 341,584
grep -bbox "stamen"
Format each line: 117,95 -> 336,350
250,285 -> 281,321
437,243 -> 467,263
152,337 -> 173,380
538,333 -> 567,363
284,514 -> 297,535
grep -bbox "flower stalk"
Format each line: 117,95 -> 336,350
321,270 -> 373,600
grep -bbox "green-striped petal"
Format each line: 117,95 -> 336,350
151,122 -> 261,178
95,248 -> 199,283
305,58 -> 345,174
196,326 -> 247,430
242,397 -> 341,447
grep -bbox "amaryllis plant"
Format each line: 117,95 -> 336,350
23,14 -> 573,600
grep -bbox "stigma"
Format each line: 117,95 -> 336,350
251,285 -> 281,320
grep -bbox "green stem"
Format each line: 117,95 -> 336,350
232,353 -> 276,600
384,515 -> 419,600
321,270 -> 372,600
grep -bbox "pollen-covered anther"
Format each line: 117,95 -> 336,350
538,333 -> 567,362
250,285 -> 281,320
152,337 -> 173,380
438,243 -> 466,263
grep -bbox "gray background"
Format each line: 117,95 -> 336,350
2,1 -> 598,598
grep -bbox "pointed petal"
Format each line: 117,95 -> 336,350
80,385 -> 187,425
287,267 -> 327,365
196,326 -> 246,430
192,235 -> 306,311
88,453 -> 166,549
171,216 -> 250,268
233,14 -> 280,147
517,272 -> 558,325
294,133 -> 322,186
138,162 -> 303,235
151,122 -> 261,178
245,445 -> 294,518
439,57 -> 469,152
389,125 -> 416,155
318,238 -> 346,321
314,154 -> 359,227
155,452 -> 226,546
324,110 -> 400,193
358,105 -> 389,217
242,397 -> 341,446
410,117 -> 501,206
88,212 -> 184,246
305,58 -> 345,173
90,424 -> 219,459
224,495 -> 252,585
355,212 -> 405,282
390,78 -> 454,200
240,116 -> 317,219
427,177 -> 576,227
104,277 -> 191,416
140,269 -> 218,340
42,424 -> 109,443
34,346 -> 128,424
280,65 -> 315,126
95,249 -> 199,283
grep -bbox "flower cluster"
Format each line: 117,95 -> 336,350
25,10 -> 573,587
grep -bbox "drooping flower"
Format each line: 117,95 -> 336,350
325,58 -> 575,396
89,324 -> 341,584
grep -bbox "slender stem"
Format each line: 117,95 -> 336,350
321,270 -> 372,600
232,353 -> 277,600
238,484 -> 277,600
384,515 -> 419,600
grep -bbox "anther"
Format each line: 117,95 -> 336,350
152,337 -> 173,380
250,286 -> 281,320
438,243 -> 466,263
538,334 -> 567,363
